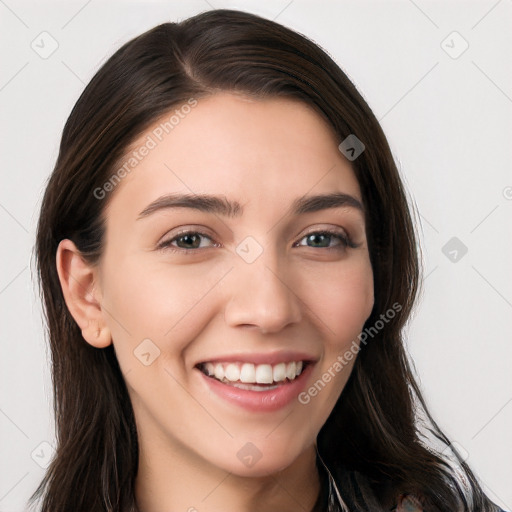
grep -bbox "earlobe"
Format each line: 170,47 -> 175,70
55,239 -> 112,348
81,318 -> 113,349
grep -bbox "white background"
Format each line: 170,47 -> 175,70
0,1 -> 511,510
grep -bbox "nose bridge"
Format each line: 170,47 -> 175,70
224,240 -> 302,332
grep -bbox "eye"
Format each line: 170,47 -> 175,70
294,229 -> 357,250
158,230 -> 217,251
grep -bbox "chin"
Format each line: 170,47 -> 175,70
209,439 -> 311,478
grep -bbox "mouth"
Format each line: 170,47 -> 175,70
196,360 -> 310,391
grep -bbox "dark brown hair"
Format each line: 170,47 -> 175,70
32,9 -> 500,512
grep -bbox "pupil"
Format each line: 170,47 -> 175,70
308,234 -> 329,247
180,234 -> 200,248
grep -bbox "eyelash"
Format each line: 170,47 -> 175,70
157,228 -> 359,253
294,230 -> 358,250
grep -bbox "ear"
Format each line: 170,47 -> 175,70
55,239 -> 112,348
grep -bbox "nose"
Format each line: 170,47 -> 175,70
223,248 -> 302,334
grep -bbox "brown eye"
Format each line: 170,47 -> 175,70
174,233 -> 203,249
158,231 -> 216,251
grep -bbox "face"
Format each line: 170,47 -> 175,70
93,93 -> 374,477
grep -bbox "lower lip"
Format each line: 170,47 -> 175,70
198,363 -> 314,412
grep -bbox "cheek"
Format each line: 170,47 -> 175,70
294,260 -> 373,425
100,253 -> 231,368
297,257 -> 374,342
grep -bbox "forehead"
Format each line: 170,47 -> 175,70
104,93 -> 362,222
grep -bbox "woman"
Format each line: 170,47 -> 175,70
31,8 -> 505,512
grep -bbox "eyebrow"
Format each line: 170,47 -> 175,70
136,192 -> 364,220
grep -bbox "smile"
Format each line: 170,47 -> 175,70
195,354 -> 315,411
198,361 -> 307,390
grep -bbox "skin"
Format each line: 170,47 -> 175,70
56,93 -> 374,512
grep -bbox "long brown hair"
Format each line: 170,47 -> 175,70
31,9 -> 500,512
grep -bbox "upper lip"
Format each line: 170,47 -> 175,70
195,350 -> 318,367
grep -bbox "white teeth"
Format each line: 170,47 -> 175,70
225,363 -> 240,382
230,382 -> 280,392
255,364 -> 273,384
240,363 -> 256,383
286,362 -> 297,380
273,363 -> 287,382
200,360 -> 307,385
214,363 -> 225,380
